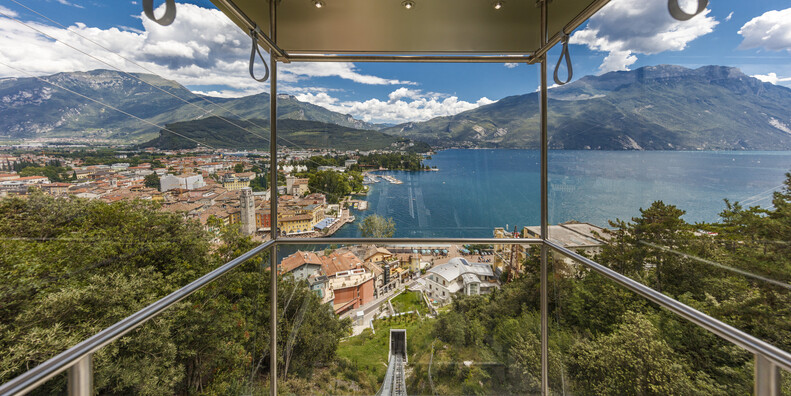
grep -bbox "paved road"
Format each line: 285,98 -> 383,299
344,280 -> 417,335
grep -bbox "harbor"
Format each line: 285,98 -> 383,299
380,175 -> 403,184
363,172 -> 403,185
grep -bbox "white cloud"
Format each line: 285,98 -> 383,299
388,87 -> 423,102
571,0 -> 717,72
752,72 -> 791,85
738,8 -> 791,52
600,50 -> 638,73
281,62 -> 413,85
54,0 -> 84,9
534,83 -> 562,92
0,5 -> 19,18
0,2 -> 412,96
295,89 -> 495,124
725,12 -> 733,22
504,63 -> 518,69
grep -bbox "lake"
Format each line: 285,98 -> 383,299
331,149 -> 791,238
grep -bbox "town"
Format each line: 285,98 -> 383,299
0,145 -> 608,325
276,221 -> 607,337
0,146 -> 428,239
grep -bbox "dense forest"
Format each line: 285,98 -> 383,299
0,193 -> 349,395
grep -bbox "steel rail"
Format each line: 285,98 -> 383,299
0,240 -> 275,396
211,0 -> 288,61
545,240 -> 791,372
285,54 -> 533,63
268,0 -> 279,394
5,236 -> 791,394
539,0 -> 550,393
274,237 -> 543,245
528,0 -> 612,64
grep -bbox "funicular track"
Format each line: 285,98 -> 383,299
377,329 -> 407,396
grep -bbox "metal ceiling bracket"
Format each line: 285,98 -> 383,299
528,0 -> 611,64
668,0 -> 708,21
212,0 -> 290,62
142,0 -> 176,26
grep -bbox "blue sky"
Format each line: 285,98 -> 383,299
0,0 -> 790,124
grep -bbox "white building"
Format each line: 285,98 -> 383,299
159,174 -> 206,192
281,165 -> 307,174
424,257 -> 499,304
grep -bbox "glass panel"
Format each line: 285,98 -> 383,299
548,250 -> 755,395
547,0 -> 791,390
0,191 -> 221,390
268,62 -> 541,240
275,242 -> 539,395
91,243 -> 270,395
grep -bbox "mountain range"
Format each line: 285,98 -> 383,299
383,65 -> 791,150
0,69 -> 379,142
142,117 -> 420,151
2,66 -> 791,150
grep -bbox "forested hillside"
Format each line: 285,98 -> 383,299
0,193 -> 349,394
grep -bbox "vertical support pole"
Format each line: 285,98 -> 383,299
268,1 -> 278,396
755,355 -> 781,396
539,0 -> 549,395
67,354 -> 92,396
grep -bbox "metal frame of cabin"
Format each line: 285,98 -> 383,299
1,0 -> 789,395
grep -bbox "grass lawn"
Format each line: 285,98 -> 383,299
336,315 -> 435,393
390,291 -> 427,314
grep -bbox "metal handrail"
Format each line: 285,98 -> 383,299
0,240 -> 275,396
545,239 -> 791,373
3,237 -> 791,395
275,237 -> 544,245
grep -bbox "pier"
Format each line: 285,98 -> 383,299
380,175 -> 403,184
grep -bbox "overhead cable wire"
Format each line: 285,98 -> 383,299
5,0 -> 354,174
0,8 -> 275,146
0,60 -> 216,150
2,1 -> 380,200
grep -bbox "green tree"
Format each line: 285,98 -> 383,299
567,311 -> 711,396
150,159 -> 165,168
19,165 -> 71,182
309,170 -> 351,204
144,173 -> 160,190
233,163 -> 245,173
358,214 -> 395,238
0,192 -> 348,394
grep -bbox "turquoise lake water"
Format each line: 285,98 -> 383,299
330,149 -> 791,238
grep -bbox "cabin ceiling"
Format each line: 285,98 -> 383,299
211,0 -> 608,56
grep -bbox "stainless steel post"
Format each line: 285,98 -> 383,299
755,354 -> 781,396
268,0 -> 278,395
67,354 -> 92,396
539,0 -> 549,394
